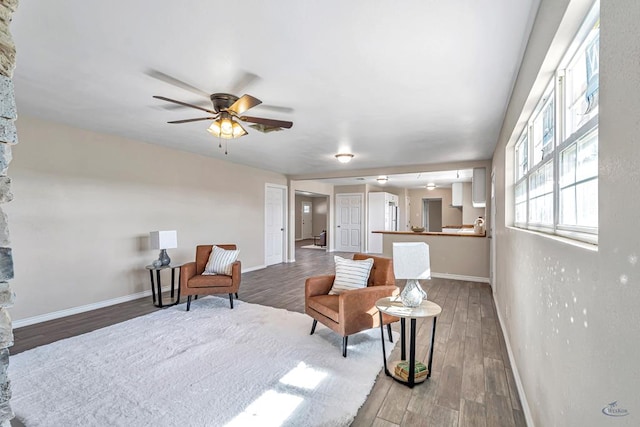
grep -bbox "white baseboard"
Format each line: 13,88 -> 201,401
431,272 -> 490,283
14,264 -> 268,329
493,292 -> 535,427
243,265 -> 266,273
13,287 -> 166,329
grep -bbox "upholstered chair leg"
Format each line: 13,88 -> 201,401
310,319 -> 318,335
194,295 -> 198,300
186,296 -> 192,311
387,324 -> 393,343
229,293 -> 234,309
342,336 -> 348,358
235,292 -> 238,299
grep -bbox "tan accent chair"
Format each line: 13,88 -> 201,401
305,253 -> 399,357
180,244 -> 241,310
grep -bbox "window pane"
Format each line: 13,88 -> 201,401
565,26 -> 599,138
560,185 -> 576,225
515,133 -> 528,180
560,144 -> 577,187
576,178 -> 598,227
576,130 -> 598,181
515,181 -> 527,224
528,161 -> 554,225
532,93 -> 555,166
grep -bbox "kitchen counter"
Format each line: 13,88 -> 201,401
372,230 -> 486,237
371,230 -> 489,281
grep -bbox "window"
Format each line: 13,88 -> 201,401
511,3 -> 599,244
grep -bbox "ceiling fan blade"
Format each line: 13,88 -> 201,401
153,96 -> 217,115
256,104 -> 295,114
240,115 -> 293,129
161,100 -> 211,111
229,94 -> 262,115
146,69 -> 210,98
249,124 -> 285,134
168,116 -> 217,124
230,71 -> 261,95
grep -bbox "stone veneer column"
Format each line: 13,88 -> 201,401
0,0 -> 18,425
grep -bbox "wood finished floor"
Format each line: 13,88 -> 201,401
12,241 -> 525,427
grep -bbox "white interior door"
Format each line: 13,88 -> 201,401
335,193 -> 363,252
301,201 -> 313,239
265,184 -> 286,266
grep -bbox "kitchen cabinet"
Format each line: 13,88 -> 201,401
451,182 -> 463,207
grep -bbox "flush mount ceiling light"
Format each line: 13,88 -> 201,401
376,176 -> 388,184
335,153 -> 354,163
426,183 -> 437,190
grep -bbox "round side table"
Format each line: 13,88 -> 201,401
376,296 -> 442,387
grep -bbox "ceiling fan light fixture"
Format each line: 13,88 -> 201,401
376,176 -> 388,184
207,115 -> 247,139
426,183 -> 437,190
335,153 -> 354,163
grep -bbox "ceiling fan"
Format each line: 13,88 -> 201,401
149,70 -> 293,144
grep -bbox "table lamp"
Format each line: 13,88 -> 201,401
150,230 -> 177,266
393,242 -> 430,307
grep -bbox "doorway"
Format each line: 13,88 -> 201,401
301,201 -> 313,239
423,198 -> 443,232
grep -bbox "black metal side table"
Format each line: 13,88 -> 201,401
145,264 -> 182,308
376,296 -> 442,388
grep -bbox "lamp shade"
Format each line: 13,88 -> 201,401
150,230 -> 177,250
392,242 -> 431,279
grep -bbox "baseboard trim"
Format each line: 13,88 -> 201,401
431,272 -> 490,283
14,264 -> 268,328
13,288 -> 165,329
493,293 -> 535,427
243,264 -> 266,273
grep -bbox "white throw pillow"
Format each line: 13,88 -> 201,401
203,246 -> 239,276
329,256 -> 374,295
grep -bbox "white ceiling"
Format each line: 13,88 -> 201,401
11,0 -> 539,178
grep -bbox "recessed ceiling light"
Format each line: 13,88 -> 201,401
335,153 -> 354,163
426,183 -> 436,190
376,176 -> 388,184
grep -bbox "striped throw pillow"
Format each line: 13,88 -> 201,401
329,256 -> 374,295
203,246 -> 239,276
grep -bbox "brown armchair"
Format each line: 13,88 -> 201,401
180,244 -> 241,311
305,253 -> 399,357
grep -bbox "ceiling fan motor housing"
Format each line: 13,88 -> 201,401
210,93 -> 239,113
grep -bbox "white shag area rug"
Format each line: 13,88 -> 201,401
10,296 -> 396,427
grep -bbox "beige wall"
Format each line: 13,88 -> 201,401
7,116 -> 287,322
408,187 -> 462,228
312,197 -> 328,236
492,1 -> 640,426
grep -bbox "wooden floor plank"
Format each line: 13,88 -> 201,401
460,399 -> 487,427
11,240 -> 523,427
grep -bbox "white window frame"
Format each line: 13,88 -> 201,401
511,3 -> 599,245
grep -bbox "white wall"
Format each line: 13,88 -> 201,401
493,1 -> 640,426
7,116 -> 287,322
